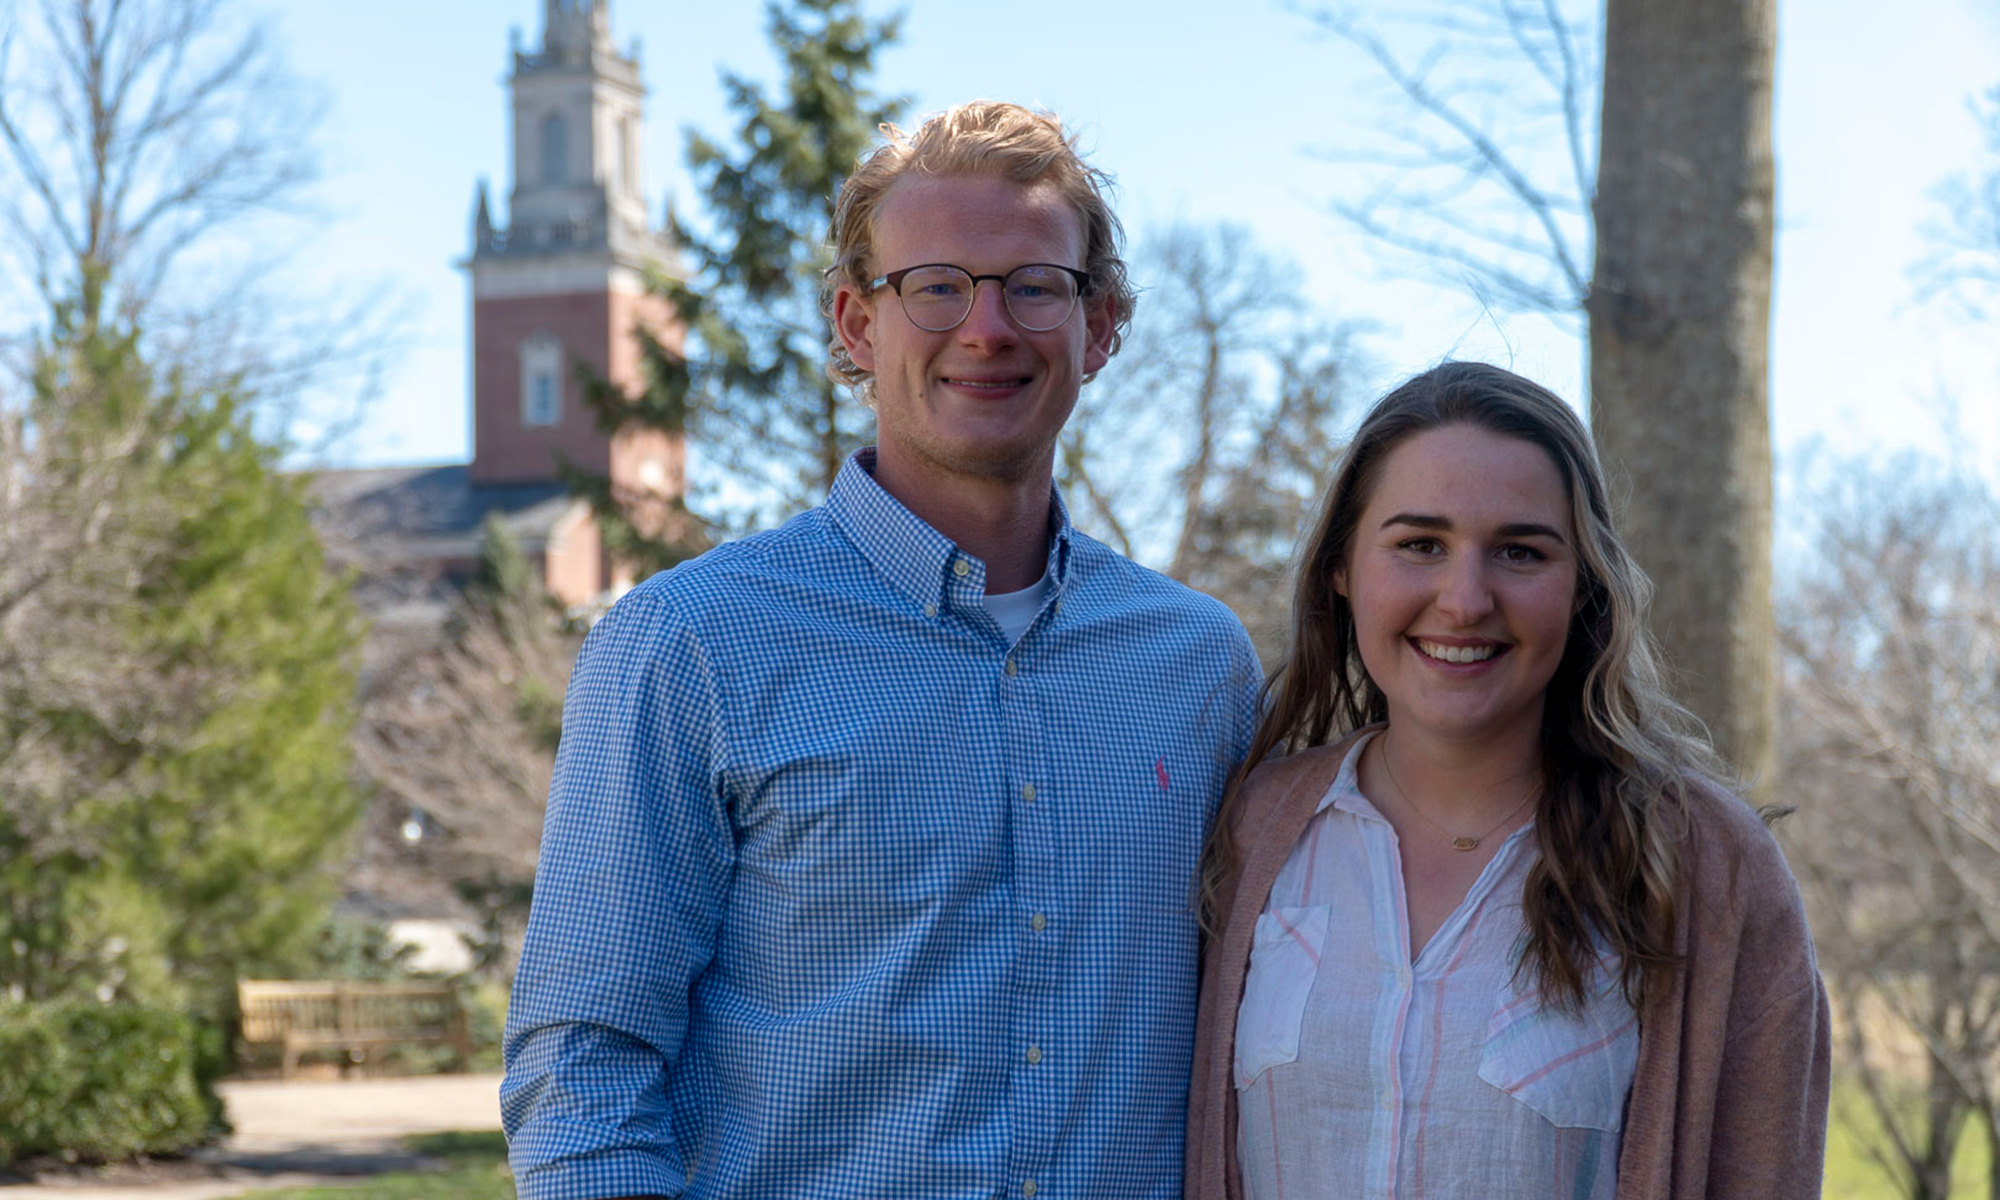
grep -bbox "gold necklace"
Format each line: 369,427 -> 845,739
1378,737 -> 1539,852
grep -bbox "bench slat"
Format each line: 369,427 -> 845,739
237,979 -> 472,1080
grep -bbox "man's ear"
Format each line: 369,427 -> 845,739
1081,296 -> 1116,376
833,283 -> 876,373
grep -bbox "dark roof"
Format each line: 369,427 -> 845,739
308,465 -> 583,569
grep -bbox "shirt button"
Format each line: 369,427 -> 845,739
1031,912 -> 1046,932
953,558 -> 971,577
1004,658 -> 1018,676
1379,1093 -> 1394,1112
922,603 -> 937,618
1022,1181 -> 1038,1198
1021,783 -> 1036,803
1025,1045 -> 1042,1065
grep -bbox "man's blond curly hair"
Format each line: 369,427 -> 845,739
820,101 -> 1136,393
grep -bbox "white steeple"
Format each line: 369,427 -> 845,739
476,0 -> 658,265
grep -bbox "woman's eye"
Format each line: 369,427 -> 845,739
1398,538 -> 1441,555
1499,544 -> 1544,563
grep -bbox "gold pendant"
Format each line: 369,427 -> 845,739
1451,836 -> 1479,852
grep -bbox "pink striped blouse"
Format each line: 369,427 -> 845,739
1234,732 -> 1638,1200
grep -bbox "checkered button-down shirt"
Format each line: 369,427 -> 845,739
502,450 -> 1263,1200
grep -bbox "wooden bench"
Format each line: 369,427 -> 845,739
238,979 -> 473,1080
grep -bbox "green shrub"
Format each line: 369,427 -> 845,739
0,1000 -> 219,1165
463,979 -> 508,1073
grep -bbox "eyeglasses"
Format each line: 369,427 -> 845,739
867,263 -> 1091,333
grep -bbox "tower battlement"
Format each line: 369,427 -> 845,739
459,0 -> 682,588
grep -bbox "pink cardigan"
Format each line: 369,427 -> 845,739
1185,733 -> 1830,1199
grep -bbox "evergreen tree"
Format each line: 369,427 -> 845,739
0,298 -> 364,1022
570,0 -> 905,560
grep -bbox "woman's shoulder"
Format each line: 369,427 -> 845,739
1671,774 -> 1814,940
1674,776 -> 1790,870
1238,728 -> 1374,804
1224,728 -> 1375,846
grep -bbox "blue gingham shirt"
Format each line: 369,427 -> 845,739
503,450 -> 1263,1199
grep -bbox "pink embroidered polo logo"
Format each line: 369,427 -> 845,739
1155,758 -> 1171,790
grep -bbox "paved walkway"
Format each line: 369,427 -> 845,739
1,1073 -> 505,1199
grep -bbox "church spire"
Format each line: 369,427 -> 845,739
471,180 -> 495,250
542,0 -> 612,64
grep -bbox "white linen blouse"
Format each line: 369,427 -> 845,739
1234,732 -> 1639,1200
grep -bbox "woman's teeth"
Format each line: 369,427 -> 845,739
1418,640 -> 1498,664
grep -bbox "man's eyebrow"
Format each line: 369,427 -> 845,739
1378,513 -> 1568,544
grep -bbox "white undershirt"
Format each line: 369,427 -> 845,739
1236,731 -> 1638,1200
981,570 -> 1053,645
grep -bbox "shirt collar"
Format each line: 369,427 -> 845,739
1319,727 -> 1384,818
826,448 -> 1075,616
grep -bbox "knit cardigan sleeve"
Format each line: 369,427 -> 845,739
1616,782 -> 1832,1200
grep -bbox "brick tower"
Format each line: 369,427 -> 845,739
464,0 -> 681,595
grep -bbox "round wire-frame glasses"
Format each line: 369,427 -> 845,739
868,262 -> 1091,332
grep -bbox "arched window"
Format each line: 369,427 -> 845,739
520,334 -> 563,427
541,113 -> 568,185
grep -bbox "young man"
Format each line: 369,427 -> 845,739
502,101 -> 1262,1200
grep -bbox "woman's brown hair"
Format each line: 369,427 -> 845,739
1204,361 -> 1726,1013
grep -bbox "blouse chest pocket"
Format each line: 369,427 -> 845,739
1232,904 -> 1330,1089
1476,967 -> 1640,1132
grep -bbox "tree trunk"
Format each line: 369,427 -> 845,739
1588,0 -> 1778,798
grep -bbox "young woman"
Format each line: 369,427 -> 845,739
1186,363 -> 1828,1199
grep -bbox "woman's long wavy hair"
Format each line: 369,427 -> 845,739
1204,361 -> 1727,1014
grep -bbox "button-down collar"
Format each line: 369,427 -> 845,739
825,448 -> 1074,618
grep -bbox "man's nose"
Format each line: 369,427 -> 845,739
956,277 -> 1020,347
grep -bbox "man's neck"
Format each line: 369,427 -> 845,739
871,453 -> 1053,594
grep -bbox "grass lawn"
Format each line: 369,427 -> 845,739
226,1131 -> 512,1200
1823,1086 -> 1993,1199
213,1103 -> 1993,1200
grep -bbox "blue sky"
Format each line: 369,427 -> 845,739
244,0 -> 2000,484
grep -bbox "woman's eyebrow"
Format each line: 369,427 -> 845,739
1378,513 -> 1568,544
1498,522 -> 1568,543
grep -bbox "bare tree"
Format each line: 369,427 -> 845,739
1301,0 -> 1597,321
0,393 -> 170,1005
0,0 -> 318,330
0,0 -> 402,450
0,379 -> 170,872
1298,0 -> 1779,796
1918,84 -> 2000,321
345,522 -> 582,978
1779,456 -> 2000,1200
1061,222 -> 1360,659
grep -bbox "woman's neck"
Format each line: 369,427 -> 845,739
1372,723 -> 1543,820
